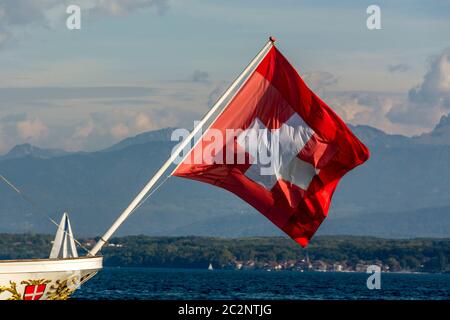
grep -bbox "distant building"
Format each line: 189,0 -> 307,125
106,243 -> 124,248
312,261 -> 327,272
333,263 -> 343,272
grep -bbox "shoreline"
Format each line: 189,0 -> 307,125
100,265 -> 445,275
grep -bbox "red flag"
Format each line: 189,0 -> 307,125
23,284 -> 47,300
173,45 -> 369,247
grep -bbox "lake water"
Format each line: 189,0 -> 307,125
71,267 -> 450,300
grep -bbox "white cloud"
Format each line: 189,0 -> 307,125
16,118 -> 49,140
327,92 -> 425,135
65,107 -> 191,151
317,48 -> 450,136
0,80 -> 209,153
135,112 -> 155,131
110,123 -> 130,139
72,119 -> 94,140
0,0 -> 169,47
297,70 -> 426,135
387,48 -> 450,127
302,71 -> 338,93
0,114 -> 49,153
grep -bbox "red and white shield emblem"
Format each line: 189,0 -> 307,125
23,284 -> 47,300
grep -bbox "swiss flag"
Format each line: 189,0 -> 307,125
173,45 -> 369,247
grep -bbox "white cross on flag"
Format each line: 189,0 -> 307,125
173,44 -> 369,247
23,284 -> 47,300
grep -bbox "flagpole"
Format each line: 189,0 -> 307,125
88,37 -> 276,256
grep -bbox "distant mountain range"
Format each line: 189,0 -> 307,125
1,115 -> 450,239
413,114 -> 450,145
0,143 -> 72,161
101,127 -> 176,153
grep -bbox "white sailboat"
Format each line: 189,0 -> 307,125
0,37 -> 276,300
208,263 -> 214,271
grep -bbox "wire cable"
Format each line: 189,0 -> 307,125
0,174 -> 91,254
128,174 -> 171,216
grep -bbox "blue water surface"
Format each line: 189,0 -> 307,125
72,267 -> 450,300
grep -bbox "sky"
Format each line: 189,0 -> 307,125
0,0 -> 449,154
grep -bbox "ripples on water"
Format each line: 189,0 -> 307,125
73,267 -> 450,300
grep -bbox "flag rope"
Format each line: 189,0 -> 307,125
127,174 -> 171,217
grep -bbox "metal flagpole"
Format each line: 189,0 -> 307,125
88,37 -> 276,256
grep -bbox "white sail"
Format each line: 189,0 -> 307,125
49,212 -> 78,259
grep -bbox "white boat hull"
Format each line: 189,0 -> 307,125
0,256 -> 102,300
